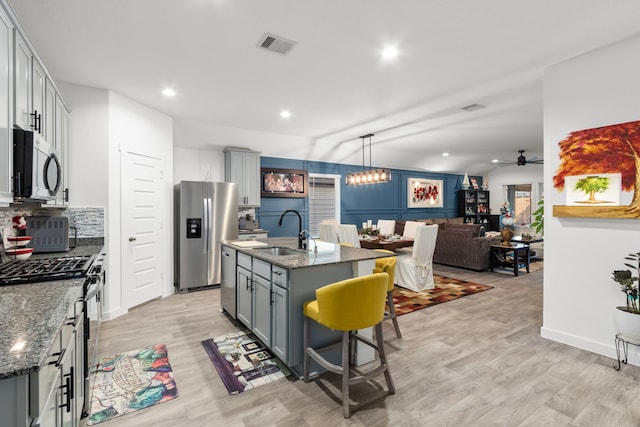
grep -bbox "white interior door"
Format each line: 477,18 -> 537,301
122,151 -> 163,308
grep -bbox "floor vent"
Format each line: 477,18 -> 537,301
257,32 -> 297,55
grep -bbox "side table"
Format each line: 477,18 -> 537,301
614,333 -> 640,370
489,243 -> 530,276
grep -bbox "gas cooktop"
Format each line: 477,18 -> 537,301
0,254 -> 96,285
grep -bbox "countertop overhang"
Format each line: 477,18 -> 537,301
223,237 -> 390,269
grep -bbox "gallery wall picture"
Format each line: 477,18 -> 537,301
261,168 -> 308,198
553,119 -> 640,218
408,178 -> 443,208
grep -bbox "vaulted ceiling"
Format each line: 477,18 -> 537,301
9,1 -> 640,174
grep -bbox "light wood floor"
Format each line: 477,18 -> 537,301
86,265 -> 640,427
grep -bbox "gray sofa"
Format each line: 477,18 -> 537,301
394,220 -> 499,271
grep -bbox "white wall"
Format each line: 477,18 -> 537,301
486,164 -> 543,214
541,34 -> 640,364
173,147 -> 224,183
108,92 -> 174,317
58,83 -> 174,320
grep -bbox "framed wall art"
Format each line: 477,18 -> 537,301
261,168 -> 308,198
408,178 -> 443,208
552,119 -> 640,218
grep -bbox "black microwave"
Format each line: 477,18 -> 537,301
13,127 -> 62,201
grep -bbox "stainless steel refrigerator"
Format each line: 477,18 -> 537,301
174,181 -> 238,292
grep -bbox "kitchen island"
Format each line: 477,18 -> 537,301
221,237 -> 390,377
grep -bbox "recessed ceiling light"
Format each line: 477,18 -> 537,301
280,110 -> 291,119
381,47 -> 398,59
442,152 -> 449,157
492,159 -> 499,163
162,88 -> 176,97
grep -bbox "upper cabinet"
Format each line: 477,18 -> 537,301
0,5 -> 12,204
14,31 -> 29,131
0,0 -> 70,206
224,148 -> 261,207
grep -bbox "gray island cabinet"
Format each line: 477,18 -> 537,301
221,237 -> 388,377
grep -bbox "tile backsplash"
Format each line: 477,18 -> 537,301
0,206 -> 105,239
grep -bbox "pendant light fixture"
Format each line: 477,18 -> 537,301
345,133 -> 391,185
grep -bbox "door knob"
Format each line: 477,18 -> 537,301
128,236 -> 137,241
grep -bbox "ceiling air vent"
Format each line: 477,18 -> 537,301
257,32 -> 297,55
461,103 -> 487,112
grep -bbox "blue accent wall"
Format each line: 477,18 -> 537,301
259,156 -> 481,237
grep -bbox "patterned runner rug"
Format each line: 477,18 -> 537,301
201,331 -> 290,395
87,344 -> 179,425
391,275 -> 493,316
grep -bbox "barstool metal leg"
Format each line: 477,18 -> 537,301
375,323 -> 396,394
303,315 -> 310,381
387,290 -> 402,338
342,331 -> 351,418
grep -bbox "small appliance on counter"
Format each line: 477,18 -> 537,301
27,216 -> 74,253
239,213 -> 259,230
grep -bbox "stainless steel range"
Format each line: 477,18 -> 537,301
0,255 -> 95,285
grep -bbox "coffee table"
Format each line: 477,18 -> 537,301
490,243 -> 530,276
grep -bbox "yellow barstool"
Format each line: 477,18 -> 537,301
373,249 -> 402,338
303,272 -> 395,418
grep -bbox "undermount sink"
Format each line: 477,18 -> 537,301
254,246 -> 302,256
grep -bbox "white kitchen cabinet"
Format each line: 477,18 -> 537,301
32,58 -> 45,135
271,285 -> 288,361
44,78 -> 55,144
224,148 -> 261,207
52,94 -> 69,205
0,4 -> 13,204
252,273 -> 271,344
236,265 -> 253,328
232,251 -> 289,362
14,30 -> 30,131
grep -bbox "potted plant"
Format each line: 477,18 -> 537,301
531,199 -> 544,237
612,252 -> 640,341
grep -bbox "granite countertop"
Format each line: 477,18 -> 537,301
223,237 -> 388,269
0,244 -> 104,380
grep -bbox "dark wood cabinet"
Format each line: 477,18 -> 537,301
458,190 -> 490,225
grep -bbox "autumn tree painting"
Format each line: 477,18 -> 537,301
554,120 -> 640,216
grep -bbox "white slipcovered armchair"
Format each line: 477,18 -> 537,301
319,222 -> 339,243
377,219 -> 396,236
395,224 -> 439,291
337,224 -> 361,248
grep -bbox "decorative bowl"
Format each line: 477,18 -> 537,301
6,236 -> 32,247
5,247 -> 34,260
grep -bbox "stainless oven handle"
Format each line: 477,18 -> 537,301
85,281 -> 101,301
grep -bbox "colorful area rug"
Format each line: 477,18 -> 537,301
201,331 -> 290,395
391,275 -> 493,316
87,344 -> 179,425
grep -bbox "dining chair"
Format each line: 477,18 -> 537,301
402,220 -> 424,239
395,224 -> 439,291
337,224 -> 361,248
319,222 -> 339,243
376,219 -> 396,236
373,249 -> 401,338
303,272 -> 395,418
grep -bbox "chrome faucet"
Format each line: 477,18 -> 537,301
278,209 -> 305,249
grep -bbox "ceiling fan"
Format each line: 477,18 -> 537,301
496,150 -> 544,166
